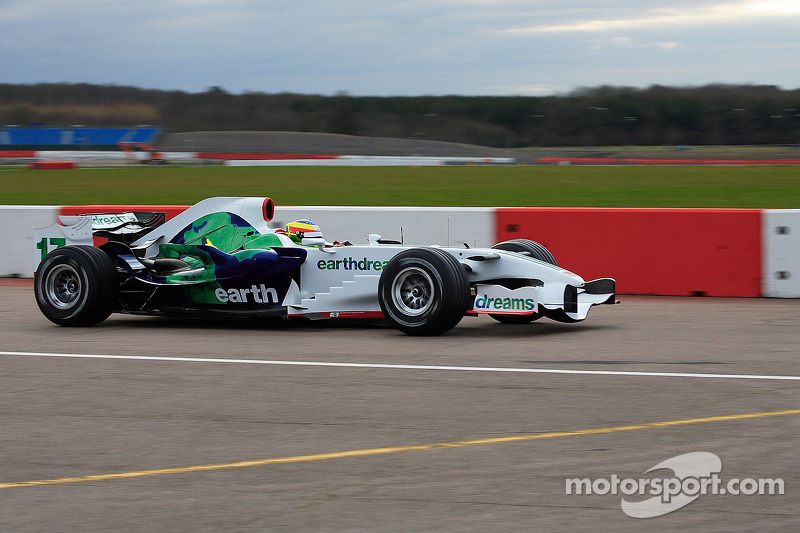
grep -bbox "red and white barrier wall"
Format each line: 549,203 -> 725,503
496,208 -> 763,297
2,204 -> 799,297
0,151 -> 516,166
9,151 -> 800,166
537,156 -> 800,166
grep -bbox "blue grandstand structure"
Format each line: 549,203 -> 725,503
0,126 -> 161,150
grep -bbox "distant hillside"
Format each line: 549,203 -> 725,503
1,83 -> 799,147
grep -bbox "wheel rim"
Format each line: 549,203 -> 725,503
45,264 -> 82,310
392,267 -> 434,316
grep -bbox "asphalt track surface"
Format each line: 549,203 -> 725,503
1,282 -> 798,532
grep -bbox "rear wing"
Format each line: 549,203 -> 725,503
34,211 -> 166,272
78,211 -> 166,243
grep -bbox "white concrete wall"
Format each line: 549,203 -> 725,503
0,206 -> 60,277
763,209 -> 800,297
272,206 -> 496,249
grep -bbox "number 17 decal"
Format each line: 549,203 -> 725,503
36,237 -> 67,261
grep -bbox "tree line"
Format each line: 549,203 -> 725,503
1,83 -> 798,147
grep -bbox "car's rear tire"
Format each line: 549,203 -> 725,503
35,246 -> 119,326
379,248 -> 470,335
489,239 -> 557,324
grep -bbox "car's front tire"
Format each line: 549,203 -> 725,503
492,238 -> 558,266
35,246 -> 119,326
378,248 -> 470,335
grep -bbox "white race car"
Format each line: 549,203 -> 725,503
34,197 -> 616,335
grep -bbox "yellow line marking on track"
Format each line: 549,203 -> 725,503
2,408 -> 798,490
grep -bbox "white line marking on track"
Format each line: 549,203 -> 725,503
2,350 -> 799,381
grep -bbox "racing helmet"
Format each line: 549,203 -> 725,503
286,219 -> 323,240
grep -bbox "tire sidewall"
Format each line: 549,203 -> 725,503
36,251 -> 92,322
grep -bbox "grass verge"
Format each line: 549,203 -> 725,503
1,165 -> 798,208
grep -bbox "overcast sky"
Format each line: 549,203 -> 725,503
2,0 -> 799,96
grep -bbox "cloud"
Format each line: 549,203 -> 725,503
589,37 -> 681,51
503,1 -> 800,33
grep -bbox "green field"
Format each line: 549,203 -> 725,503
2,165 -> 799,208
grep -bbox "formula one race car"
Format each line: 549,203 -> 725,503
34,197 -> 616,335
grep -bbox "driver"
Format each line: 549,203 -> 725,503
285,219 -> 325,245
284,219 -> 350,247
